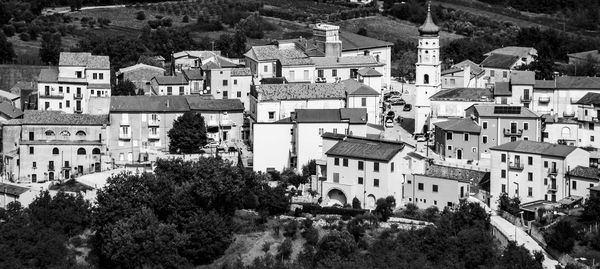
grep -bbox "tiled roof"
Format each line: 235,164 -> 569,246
366,123 -> 385,131
6,110 -> 108,125
341,79 -> 379,96
117,63 -> 164,75
260,77 -> 288,84
231,67 -> 252,77
493,82 -> 512,96
339,31 -> 393,51
0,90 -> 20,100
326,136 -> 405,162
0,102 -> 23,119
430,87 -> 493,101
454,59 -> 483,74
480,54 -> 520,69
556,76 -> 600,89
244,45 -> 312,66
294,108 -> 367,123
0,183 -> 30,196
321,132 -> 346,140
568,166 -> 600,180
576,92 -> 600,105
173,50 -> 220,60
471,104 -> 539,118
186,97 -> 244,111
38,67 -> 59,83
152,75 -> 188,85
110,96 -> 190,112
357,67 -> 383,77
407,151 -> 426,160
434,119 -> 481,133
535,80 -> 556,89
202,55 -> 239,69
59,52 -> 109,69
423,164 -> 488,183
484,47 -> 535,58
202,61 -> 220,70
311,55 -> 382,68
490,140 -> 578,157
254,83 -> 346,101
510,70 -> 535,85
88,83 -> 111,89
182,69 -> 204,81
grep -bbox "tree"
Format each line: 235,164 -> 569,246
498,192 -> 521,215
356,27 -> 367,36
352,197 -> 361,209
545,219 -> 577,253
168,112 -> 207,154
583,195 -> 600,222
497,241 -> 543,269
0,32 -> 15,63
40,32 -> 61,65
374,196 -> 396,221
136,11 -> 146,20
113,80 -> 138,96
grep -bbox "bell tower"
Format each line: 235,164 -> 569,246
414,2 -> 441,134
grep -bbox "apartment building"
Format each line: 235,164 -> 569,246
405,164 -> 487,209
566,166 -> 600,202
493,71 -> 535,107
429,87 -> 493,127
319,135 -> 412,209
311,56 -> 385,87
109,95 -> 243,165
253,108 -> 383,172
2,110 -> 109,183
116,63 -> 165,94
433,119 -> 482,161
204,64 -> 252,110
575,92 -> 600,148
182,69 -> 204,95
37,52 -> 111,113
489,140 -> 589,209
532,76 -> 600,117
440,60 -> 485,89
173,50 -> 221,71
150,75 -> 190,95
542,116 -> 579,146
244,43 -> 314,82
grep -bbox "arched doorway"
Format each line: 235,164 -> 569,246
367,194 -> 376,210
327,189 -> 347,206
49,172 -> 54,181
457,149 -> 462,160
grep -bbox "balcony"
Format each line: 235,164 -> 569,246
548,183 -> 557,191
538,96 -> 550,103
508,162 -> 524,170
74,108 -> 83,113
119,133 -> 131,140
148,119 -> 160,126
520,95 -> 531,102
148,132 -> 160,140
548,167 -> 558,175
74,93 -> 83,99
503,128 -> 523,137
220,119 -> 235,127
563,111 -> 575,117
206,119 -> 219,127
39,92 -> 64,99
120,121 -> 130,126
48,165 -> 55,171
62,164 -> 71,170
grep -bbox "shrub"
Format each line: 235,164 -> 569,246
423,206 -> 440,222
545,219 -> 577,253
358,237 -> 369,249
303,227 -> 319,246
3,25 -> 15,37
136,11 -> 146,20
148,20 -> 160,29
161,18 -> 173,27
347,218 -> 367,241
283,220 -> 299,238
262,241 -> 272,252
499,193 -> 521,216
183,15 -> 189,23
403,203 -> 419,218
278,238 -> 293,260
272,224 -> 281,238
19,32 -> 31,41
374,196 -> 396,221
302,218 -> 313,229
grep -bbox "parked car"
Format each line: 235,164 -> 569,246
415,134 -> 427,142
203,138 -> 219,148
390,98 -> 406,106
403,104 -> 412,111
385,119 -> 394,128
384,91 -> 401,99
386,110 -> 395,119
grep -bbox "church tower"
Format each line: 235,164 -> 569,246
414,2 -> 441,135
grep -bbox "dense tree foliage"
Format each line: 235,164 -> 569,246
113,79 -> 138,96
40,32 -> 61,65
545,219 -> 578,253
168,112 -> 208,154
0,32 -> 15,64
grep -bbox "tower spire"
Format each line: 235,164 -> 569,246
418,1 -> 440,36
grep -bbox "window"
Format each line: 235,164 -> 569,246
52,148 -> 59,155
76,131 -> 86,136
374,162 -> 379,172
92,148 -> 101,155
424,74 -> 430,84
374,179 -> 379,187
263,65 -> 268,72
450,78 -> 455,85
66,100 -> 70,107
528,187 -> 533,197
358,177 -> 363,184
342,158 -> 348,167
447,145 -> 453,151
237,91 -> 241,98
332,69 -> 337,77
591,123 -> 595,130
592,136 -> 595,142
268,112 -> 275,119
76,71 -> 82,78
222,80 -> 228,86
333,128 -> 337,134
501,154 -> 506,162
59,86 -> 63,93
333,173 -> 339,183
490,70 -> 495,77
528,172 -> 533,181
358,161 -> 364,171
167,87 -> 172,95
544,161 -> 548,168
528,156 -> 533,165
234,79 -> 237,85
59,103 -> 62,109
544,178 -> 548,185
464,133 -> 469,141
350,69 -> 358,79
289,70 -> 295,80
418,183 -> 424,190
99,73 -> 103,80
501,169 -> 506,178
29,147 -> 34,154
391,162 -> 395,172
361,98 -> 367,107
77,148 -> 86,155
179,87 -> 185,95
318,69 -> 324,78
503,71 -> 508,78
318,128 -> 324,135
93,73 -> 97,79
482,136 -> 488,144
585,110 -> 589,116
303,70 -> 309,80
432,184 -> 438,192
45,130 -> 55,136
501,184 -> 506,193
524,122 -> 529,130
32,162 -> 36,168
572,180 -> 577,190
334,158 -> 339,166
32,174 -> 37,182
446,132 -> 452,140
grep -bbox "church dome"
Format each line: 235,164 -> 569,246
418,4 -> 440,36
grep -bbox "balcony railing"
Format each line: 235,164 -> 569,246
62,164 -> 71,170
220,119 -> 235,127
548,183 -> 557,191
206,119 -> 219,127
563,111 -> 575,117
508,162 -> 524,170
503,128 -> 523,137
520,95 -> 531,102
74,93 -> 83,99
119,133 -> 131,140
39,92 -> 64,99
148,132 -> 160,140
120,121 -> 130,126
148,120 -> 160,126
538,96 -> 550,103
548,168 -> 558,175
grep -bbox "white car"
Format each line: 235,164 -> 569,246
415,135 -> 427,142
203,138 -> 219,148
385,119 -> 394,128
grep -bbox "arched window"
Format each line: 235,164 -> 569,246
77,148 -> 86,155
52,148 -> 59,155
45,130 -> 55,136
60,131 -> 71,136
424,74 -> 430,84
76,131 -> 86,136
561,127 -> 571,138
92,148 -> 101,155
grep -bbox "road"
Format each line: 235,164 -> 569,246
42,5 -> 126,15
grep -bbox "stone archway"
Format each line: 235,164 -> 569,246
327,189 -> 347,206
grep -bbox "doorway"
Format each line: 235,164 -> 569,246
456,149 -> 462,160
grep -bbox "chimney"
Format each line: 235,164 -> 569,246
313,23 -> 342,57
